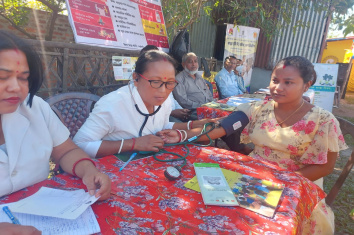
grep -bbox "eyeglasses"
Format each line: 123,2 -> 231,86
137,73 -> 178,90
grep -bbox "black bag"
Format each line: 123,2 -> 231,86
169,29 -> 190,72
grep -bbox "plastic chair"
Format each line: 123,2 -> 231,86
325,117 -> 354,207
46,92 -> 100,138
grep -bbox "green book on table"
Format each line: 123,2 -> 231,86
193,163 -> 238,206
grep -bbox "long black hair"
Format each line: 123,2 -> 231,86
0,30 -> 43,107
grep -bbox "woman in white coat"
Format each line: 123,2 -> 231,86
0,31 -> 111,234
74,50 -> 210,158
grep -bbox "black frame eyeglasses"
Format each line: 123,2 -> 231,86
137,73 -> 178,90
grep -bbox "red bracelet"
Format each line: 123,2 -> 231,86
190,121 -> 193,129
72,158 -> 96,177
130,138 -> 136,151
176,129 -> 182,143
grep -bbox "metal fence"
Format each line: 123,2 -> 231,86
27,39 -> 139,99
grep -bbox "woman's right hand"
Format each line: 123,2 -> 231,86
135,134 -> 165,152
0,222 -> 41,235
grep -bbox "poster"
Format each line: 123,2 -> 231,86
311,63 -> 339,112
112,56 -> 138,80
65,0 -> 169,51
224,25 -> 260,92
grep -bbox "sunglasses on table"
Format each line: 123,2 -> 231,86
137,73 -> 178,90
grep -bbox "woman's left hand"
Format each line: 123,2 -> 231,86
82,169 -> 111,201
156,129 -> 180,143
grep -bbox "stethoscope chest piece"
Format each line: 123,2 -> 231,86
164,166 -> 182,181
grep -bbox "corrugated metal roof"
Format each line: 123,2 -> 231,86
269,1 -> 327,67
189,3 -> 216,58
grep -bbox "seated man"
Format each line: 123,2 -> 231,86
214,56 -> 244,99
173,52 -> 213,120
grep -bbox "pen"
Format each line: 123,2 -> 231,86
2,206 -> 21,225
119,152 -> 137,171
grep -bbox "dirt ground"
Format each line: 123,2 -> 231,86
333,92 -> 354,118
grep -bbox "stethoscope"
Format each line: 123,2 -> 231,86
128,82 -> 161,137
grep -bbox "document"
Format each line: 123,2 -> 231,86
8,187 -> 99,219
193,163 -> 238,206
0,205 -> 100,235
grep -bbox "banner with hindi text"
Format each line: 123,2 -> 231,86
223,25 -> 260,92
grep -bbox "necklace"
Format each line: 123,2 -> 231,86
276,99 -> 305,125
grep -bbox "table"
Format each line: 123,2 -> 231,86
0,146 -> 325,234
197,94 -> 268,119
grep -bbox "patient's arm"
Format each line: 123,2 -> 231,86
295,151 -> 338,181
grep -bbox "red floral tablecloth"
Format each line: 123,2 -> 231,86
0,146 -> 325,234
197,94 -> 271,119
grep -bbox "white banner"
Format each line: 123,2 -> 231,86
65,0 -> 169,51
311,63 -> 339,112
223,25 -> 260,92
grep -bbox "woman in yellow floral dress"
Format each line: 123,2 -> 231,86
158,56 -> 347,234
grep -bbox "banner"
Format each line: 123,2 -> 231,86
224,25 -> 260,92
65,0 -> 169,51
311,63 -> 339,112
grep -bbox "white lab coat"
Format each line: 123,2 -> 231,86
73,83 -> 174,158
0,96 -> 70,197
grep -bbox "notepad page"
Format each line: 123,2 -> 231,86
0,205 -> 100,235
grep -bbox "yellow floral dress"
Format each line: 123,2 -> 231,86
237,100 -> 348,234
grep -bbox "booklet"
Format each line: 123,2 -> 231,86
186,168 -> 284,217
193,163 -> 238,206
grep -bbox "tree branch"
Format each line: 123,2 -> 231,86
0,14 -> 36,39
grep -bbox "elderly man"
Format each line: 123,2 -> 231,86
214,56 -> 245,99
173,52 -> 213,119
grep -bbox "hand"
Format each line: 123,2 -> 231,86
82,169 -> 111,201
0,223 -> 41,235
193,117 -> 223,128
134,134 -> 165,152
156,129 -> 180,144
171,109 -> 191,120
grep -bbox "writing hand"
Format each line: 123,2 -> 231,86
82,169 -> 111,201
0,222 -> 41,235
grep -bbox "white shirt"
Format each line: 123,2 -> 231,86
0,96 -> 70,197
73,83 -> 174,158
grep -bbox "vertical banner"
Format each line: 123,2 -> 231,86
311,63 -> 339,112
224,25 -> 260,92
65,0 -> 169,51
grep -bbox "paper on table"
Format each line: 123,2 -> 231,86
9,187 -> 99,219
0,204 -> 100,235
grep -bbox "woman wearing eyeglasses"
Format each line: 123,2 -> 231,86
74,50 -> 211,158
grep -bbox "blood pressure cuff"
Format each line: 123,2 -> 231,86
219,111 -> 249,137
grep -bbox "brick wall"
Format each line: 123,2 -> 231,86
0,8 -> 74,42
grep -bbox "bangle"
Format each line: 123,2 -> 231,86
176,129 -> 182,142
72,158 -> 96,178
130,138 -> 136,151
190,121 -> 193,129
187,121 -> 192,130
180,130 -> 187,142
118,139 -> 124,154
